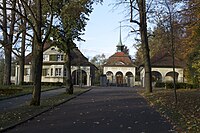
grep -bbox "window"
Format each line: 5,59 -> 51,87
55,68 -> 62,76
50,55 -> 57,61
115,61 -> 125,65
24,68 -> 30,75
43,55 -> 48,61
49,54 -> 64,61
57,55 -> 64,61
42,69 -> 48,76
51,68 -> 53,76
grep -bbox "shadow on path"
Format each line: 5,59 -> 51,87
7,86 -> 174,133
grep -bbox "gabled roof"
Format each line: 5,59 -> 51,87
24,42 -> 97,69
104,52 -> 136,67
150,51 -> 186,68
70,47 -> 95,67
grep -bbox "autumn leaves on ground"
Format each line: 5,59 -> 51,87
140,89 -> 200,132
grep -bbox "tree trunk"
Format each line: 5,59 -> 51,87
3,0 -> 16,85
2,0 -> 11,85
30,0 -> 43,106
3,48 -> 11,85
19,19 -> 26,85
19,58 -> 24,85
30,34 -> 36,82
167,1 -> 177,105
138,0 -> 152,93
30,43 -> 43,106
65,42 -> 73,94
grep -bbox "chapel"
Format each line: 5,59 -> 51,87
103,27 -> 136,87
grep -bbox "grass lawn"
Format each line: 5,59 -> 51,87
0,85 -> 62,100
139,89 -> 200,133
0,87 -> 90,131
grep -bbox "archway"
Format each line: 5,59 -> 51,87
125,72 -> 133,87
116,71 -> 123,86
106,71 -> 113,84
72,69 -> 87,85
165,71 -> 179,82
152,71 -> 162,82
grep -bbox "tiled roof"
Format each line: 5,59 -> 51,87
24,43 -> 97,68
150,51 -> 186,68
104,52 -> 135,67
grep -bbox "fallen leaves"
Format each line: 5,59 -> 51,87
139,89 -> 200,132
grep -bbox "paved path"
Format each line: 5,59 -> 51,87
0,87 -> 66,111
7,87 -> 174,133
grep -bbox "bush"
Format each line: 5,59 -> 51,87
154,82 -> 199,89
0,89 -> 22,95
22,82 -> 33,85
22,82 -> 63,86
154,82 -> 166,88
41,82 -> 63,86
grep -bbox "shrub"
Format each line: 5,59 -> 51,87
0,89 -> 22,95
155,82 -> 199,89
21,82 -> 63,86
154,82 -> 166,88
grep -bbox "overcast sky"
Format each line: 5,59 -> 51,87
76,0 -> 137,60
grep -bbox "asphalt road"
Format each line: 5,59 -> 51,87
7,86 -> 174,133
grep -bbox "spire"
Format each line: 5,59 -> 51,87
116,22 -> 124,52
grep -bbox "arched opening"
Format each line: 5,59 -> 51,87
106,71 -> 113,84
116,71 -> 123,86
125,72 -> 133,87
72,69 -> 87,86
152,71 -> 162,82
165,71 -> 179,82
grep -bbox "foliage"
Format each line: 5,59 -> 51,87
0,85 -> 60,100
90,54 -> 107,84
154,82 -> 199,89
140,89 -> 200,132
179,0 -> 200,84
134,0 -> 200,86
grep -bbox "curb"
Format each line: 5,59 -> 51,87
0,88 -> 92,133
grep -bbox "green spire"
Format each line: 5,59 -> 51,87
116,22 -> 124,52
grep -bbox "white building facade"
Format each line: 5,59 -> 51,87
15,45 -> 97,86
139,52 -> 186,87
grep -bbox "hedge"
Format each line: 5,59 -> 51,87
22,82 -> 63,86
0,89 -> 23,95
155,82 -> 199,89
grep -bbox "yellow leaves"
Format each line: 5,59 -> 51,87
140,89 -> 200,132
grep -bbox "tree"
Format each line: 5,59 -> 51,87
128,0 -> 152,93
29,0 -> 54,106
0,0 -> 17,85
90,54 -> 107,84
6,0 -> 54,105
180,0 -> 200,85
52,0 -> 102,94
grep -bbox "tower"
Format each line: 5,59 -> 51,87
116,23 -> 125,52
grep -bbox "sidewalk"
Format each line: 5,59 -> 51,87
0,87 -> 66,111
7,86 -> 175,133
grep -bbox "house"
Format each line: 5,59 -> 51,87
139,51 -> 186,87
15,43 -> 97,86
103,27 -> 136,87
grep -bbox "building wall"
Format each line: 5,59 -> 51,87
140,67 -> 185,87
103,66 -> 136,86
14,46 -> 95,86
15,64 -> 92,86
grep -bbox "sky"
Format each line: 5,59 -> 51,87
76,0 -> 137,60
